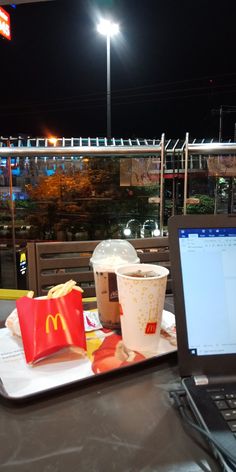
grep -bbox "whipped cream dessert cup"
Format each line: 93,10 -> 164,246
90,240 -> 139,329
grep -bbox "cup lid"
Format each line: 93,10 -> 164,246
90,239 -> 140,267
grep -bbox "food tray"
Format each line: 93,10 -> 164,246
0,309 -> 176,402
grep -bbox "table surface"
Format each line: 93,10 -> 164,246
0,296 -> 222,472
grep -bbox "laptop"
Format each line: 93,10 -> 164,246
168,214 -> 236,471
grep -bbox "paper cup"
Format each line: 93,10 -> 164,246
116,263 -> 169,354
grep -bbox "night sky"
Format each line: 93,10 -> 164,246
1,0 -> 236,140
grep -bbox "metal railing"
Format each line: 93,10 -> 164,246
1,132 -> 236,231
0,133 -> 233,152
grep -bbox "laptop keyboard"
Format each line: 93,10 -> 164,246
211,392 -> 236,433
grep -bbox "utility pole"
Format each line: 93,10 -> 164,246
211,106 -> 236,215
212,105 -> 236,141
219,105 -> 223,141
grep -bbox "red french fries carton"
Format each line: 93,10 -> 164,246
16,289 -> 86,364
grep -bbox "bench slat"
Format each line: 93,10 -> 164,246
39,257 -> 92,270
27,237 -> 172,297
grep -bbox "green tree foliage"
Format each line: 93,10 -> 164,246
187,194 -> 214,214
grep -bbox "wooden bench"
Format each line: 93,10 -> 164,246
27,237 -> 171,298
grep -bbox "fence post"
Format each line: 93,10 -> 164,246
159,133 -> 165,235
183,132 -> 189,215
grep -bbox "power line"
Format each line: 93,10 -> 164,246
1,71 -> 236,111
1,84 -> 236,117
1,82 -> 236,115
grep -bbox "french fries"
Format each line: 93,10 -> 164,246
26,280 -> 83,299
5,280 -> 83,338
47,279 -> 83,298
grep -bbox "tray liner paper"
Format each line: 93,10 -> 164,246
0,310 -> 176,399
16,289 -> 86,364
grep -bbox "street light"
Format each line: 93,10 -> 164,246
123,219 -> 141,238
141,220 -> 160,238
97,19 -> 119,139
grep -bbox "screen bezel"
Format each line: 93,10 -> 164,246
168,214 -> 236,377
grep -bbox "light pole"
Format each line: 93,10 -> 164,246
97,19 -> 119,139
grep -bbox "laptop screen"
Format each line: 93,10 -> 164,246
178,227 -> 236,357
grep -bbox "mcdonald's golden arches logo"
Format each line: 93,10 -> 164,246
145,322 -> 157,334
20,252 -> 26,263
45,313 -> 67,334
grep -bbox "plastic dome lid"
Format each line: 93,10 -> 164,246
90,239 -> 140,267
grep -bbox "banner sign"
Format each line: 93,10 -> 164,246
131,157 -> 160,186
120,157 -> 160,187
0,7 -> 11,41
207,155 -> 236,177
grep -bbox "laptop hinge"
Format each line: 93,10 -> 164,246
194,375 -> 236,386
194,375 -> 209,386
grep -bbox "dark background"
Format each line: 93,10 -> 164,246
0,0 -> 236,140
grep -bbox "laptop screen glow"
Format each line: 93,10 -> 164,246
178,227 -> 236,356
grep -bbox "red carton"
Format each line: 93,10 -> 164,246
16,289 -> 86,364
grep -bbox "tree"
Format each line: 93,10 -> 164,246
186,194 -> 214,214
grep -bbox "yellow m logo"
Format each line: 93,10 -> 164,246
45,313 -> 67,334
145,322 -> 157,334
20,252 -> 26,263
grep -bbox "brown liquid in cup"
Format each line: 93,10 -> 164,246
126,270 -> 157,278
94,270 -> 120,329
